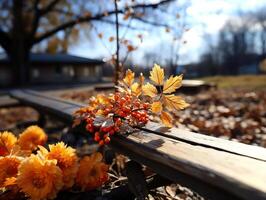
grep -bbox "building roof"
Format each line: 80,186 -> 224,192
0,53 -> 104,65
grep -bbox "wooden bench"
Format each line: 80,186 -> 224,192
10,89 -> 266,200
0,95 -> 20,108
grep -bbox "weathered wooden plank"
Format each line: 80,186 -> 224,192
111,132 -> 266,200
10,89 -> 266,200
9,90 -> 79,121
143,122 -> 266,162
0,95 -> 20,108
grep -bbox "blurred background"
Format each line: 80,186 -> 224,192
0,0 -> 265,147
0,0 -> 265,88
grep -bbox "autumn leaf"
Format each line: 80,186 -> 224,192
123,69 -> 135,86
163,95 -> 189,111
123,11 -> 132,20
150,64 -> 164,85
98,33 -> 103,38
151,101 -> 162,113
127,45 -> 135,52
165,27 -> 171,33
109,36 -> 115,42
142,83 -> 157,98
163,75 -> 183,94
123,39 -> 129,45
96,94 -> 110,105
160,111 -> 173,127
131,82 -> 142,96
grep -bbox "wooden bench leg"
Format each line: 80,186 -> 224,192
125,161 -> 149,200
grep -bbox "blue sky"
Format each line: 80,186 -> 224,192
70,0 -> 266,66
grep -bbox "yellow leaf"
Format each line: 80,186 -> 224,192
142,83 -> 158,97
131,82 -> 142,96
163,95 -> 189,111
160,111 -> 173,127
127,45 -> 135,52
109,36 -> 115,42
123,11 -> 131,20
98,33 -> 103,38
150,64 -> 164,85
123,69 -> 135,86
151,101 -> 162,113
96,94 -> 110,105
163,75 -> 183,94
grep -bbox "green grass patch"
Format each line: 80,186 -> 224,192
201,75 -> 266,90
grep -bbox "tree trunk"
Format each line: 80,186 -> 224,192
11,0 -> 31,86
7,46 -> 30,87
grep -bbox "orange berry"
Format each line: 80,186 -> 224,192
99,140 -> 104,146
94,135 -> 100,142
109,130 -> 115,135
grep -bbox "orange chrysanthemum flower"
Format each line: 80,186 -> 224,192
76,152 -> 109,191
0,131 -> 17,156
0,156 -> 20,187
39,142 -> 78,188
17,155 -> 63,200
4,177 -> 17,187
18,126 -> 47,151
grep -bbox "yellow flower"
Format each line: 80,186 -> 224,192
0,156 -> 20,187
17,155 -> 63,200
76,152 -> 109,191
39,142 -> 78,189
18,126 -> 47,151
0,131 -> 17,156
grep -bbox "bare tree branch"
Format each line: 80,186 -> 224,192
52,8 -> 142,30
114,0 -> 120,85
29,0 -> 41,41
39,0 -> 61,16
132,16 -> 172,28
33,0 -> 174,44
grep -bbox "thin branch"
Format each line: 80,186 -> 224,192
52,8 -> 142,31
33,0 -> 174,44
29,0 -> 41,41
101,19 -> 141,31
114,0 -> 120,85
132,16 -> 173,28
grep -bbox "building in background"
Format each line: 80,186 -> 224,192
0,53 -> 104,87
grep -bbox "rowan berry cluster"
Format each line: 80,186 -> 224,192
73,64 -> 188,146
81,92 -> 149,146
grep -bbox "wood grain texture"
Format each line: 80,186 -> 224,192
111,131 -> 266,200
10,89 -> 266,200
143,122 -> 266,161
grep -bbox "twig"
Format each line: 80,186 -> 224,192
114,0 -> 121,86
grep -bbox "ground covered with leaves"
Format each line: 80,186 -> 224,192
0,87 -> 265,200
